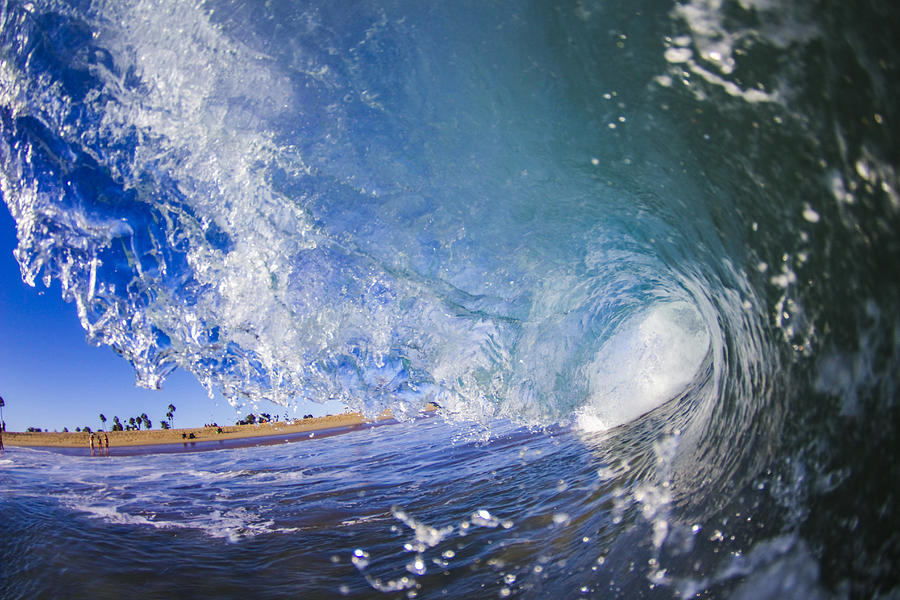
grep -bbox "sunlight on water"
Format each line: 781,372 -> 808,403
1,0 -> 899,597
0,0 -> 737,427
578,301 -> 710,431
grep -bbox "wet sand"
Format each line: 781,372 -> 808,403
2,410 -> 404,451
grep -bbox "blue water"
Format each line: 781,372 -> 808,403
1,416 -> 793,599
2,0 -> 899,597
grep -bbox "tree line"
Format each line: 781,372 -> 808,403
235,412 -> 316,425
235,412 -> 274,426
25,404 -> 176,433
24,405 -> 321,433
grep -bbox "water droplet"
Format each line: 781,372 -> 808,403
351,548 -> 370,569
471,509 -> 500,527
406,556 -> 427,576
802,205 -> 820,223
665,47 -> 692,63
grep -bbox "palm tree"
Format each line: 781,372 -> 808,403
113,416 -> 123,431
141,413 -> 151,430
128,416 -> 137,431
166,404 -> 176,428
99,414 -> 107,431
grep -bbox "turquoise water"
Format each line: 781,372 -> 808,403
2,0 -> 899,596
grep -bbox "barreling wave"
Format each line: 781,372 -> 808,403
2,0 -> 899,595
0,0 -> 759,430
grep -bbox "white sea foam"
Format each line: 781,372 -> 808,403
63,488 -> 299,542
661,0 -> 820,105
577,302 -> 710,432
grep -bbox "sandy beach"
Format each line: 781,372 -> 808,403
2,410 -> 403,449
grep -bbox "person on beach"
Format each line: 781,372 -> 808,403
89,433 -> 96,456
103,433 -> 110,456
0,427 -> 4,451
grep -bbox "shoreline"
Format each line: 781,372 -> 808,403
2,409 -> 412,451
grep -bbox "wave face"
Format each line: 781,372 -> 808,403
0,0 -> 736,422
1,0 -> 899,596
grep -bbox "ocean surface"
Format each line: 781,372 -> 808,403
1,0 -> 898,597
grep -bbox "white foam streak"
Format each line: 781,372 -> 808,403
664,0 -> 819,105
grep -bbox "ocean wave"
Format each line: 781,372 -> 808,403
1,0 -> 898,596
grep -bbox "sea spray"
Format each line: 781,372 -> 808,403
1,0 -> 899,597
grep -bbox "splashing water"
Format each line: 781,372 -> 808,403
1,0 -> 899,597
0,0 -> 738,426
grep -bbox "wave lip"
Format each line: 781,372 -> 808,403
577,301 -> 711,432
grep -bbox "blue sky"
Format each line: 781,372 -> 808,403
0,205 -> 344,432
